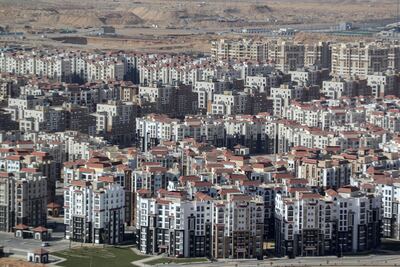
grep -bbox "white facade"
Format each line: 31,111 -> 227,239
64,180 -> 125,244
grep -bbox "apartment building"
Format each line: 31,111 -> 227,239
0,171 -> 47,232
0,77 -> 20,100
304,42 -> 331,69
224,115 -> 268,153
193,80 -> 227,112
0,110 -> 18,131
2,44 -> 400,261
289,68 -> 330,87
139,85 -> 175,114
322,77 -> 369,99
136,190 -> 213,257
86,60 -> 125,82
20,106 -> 66,132
298,158 -> 352,188
245,72 -> 282,95
376,183 -> 400,239
211,39 -> 268,61
63,103 -> 96,135
7,95 -> 44,121
93,101 -> 137,146
270,84 -> 305,116
35,57 -> 72,82
275,187 -> 381,258
213,193 -> 264,259
268,41 -> 305,73
210,91 -> 249,115
367,71 -> 400,97
132,164 -> 179,195
367,109 -> 400,133
136,114 -> 181,151
330,42 -> 400,78
0,53 -> 71,81
64,179 -> 125,244
282,101 -> 332,130
63,85 -> 101,112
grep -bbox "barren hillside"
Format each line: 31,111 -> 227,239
0,0 -> 395,54
0,0 -> 397,30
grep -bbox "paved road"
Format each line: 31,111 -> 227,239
130,247 -> 165,267
0,231 -> 71,255
170,254 -> 400,267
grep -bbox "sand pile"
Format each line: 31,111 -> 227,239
128,6 -> 183,25
35,13 -> 105,28
101,12 -> 143,26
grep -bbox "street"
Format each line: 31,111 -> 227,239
175,254 -> 400,267
0,231 -> 71,255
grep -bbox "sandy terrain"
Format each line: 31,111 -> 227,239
0,0 -> 397,31
0,0 -> 396,53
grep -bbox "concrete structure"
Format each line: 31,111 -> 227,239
64,179 -> 125,244
93,100 -> 137,146
0,171 -> 47,232
275,187 -> 381,258
211,39 -> 268,62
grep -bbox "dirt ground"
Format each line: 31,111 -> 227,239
0,0 -> 395,53
0,258 -> 44,267
1,0 -> 397,31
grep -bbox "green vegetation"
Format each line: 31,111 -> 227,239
146,257 -> 208,265
53,246 -> 148,267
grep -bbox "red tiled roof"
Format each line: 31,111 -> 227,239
86,162 -> 111,169
299,192 -> 322,199
137,188 -> 151,195
21,168 -> 39,173
179,175 -> 200,183
286,178 -> 308,185
338,186 -> 359,193
241,180 -> 261,186
219,188 -> 241,196
229,173 -> 247,181
288,187 -> 309,193
32,226 -> 48,233
230,194 -> 252,201
273,173 -> 295,179
156,198 -> 171,205
98,176 -> 116,183
0,172 -> 11,178
148,167 -> 167,173
47,202 -> 61,209
0,148 -> 14,153
192,181 -> 212,187
31,151 -> 49,157
195,192 -> 213,201
6,155 -> 24,161
15,224 -> 29,230
78,168 -> 95,173
325,189 -> 338,197
71,180 -> 91,187
33,248 -> 48,255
